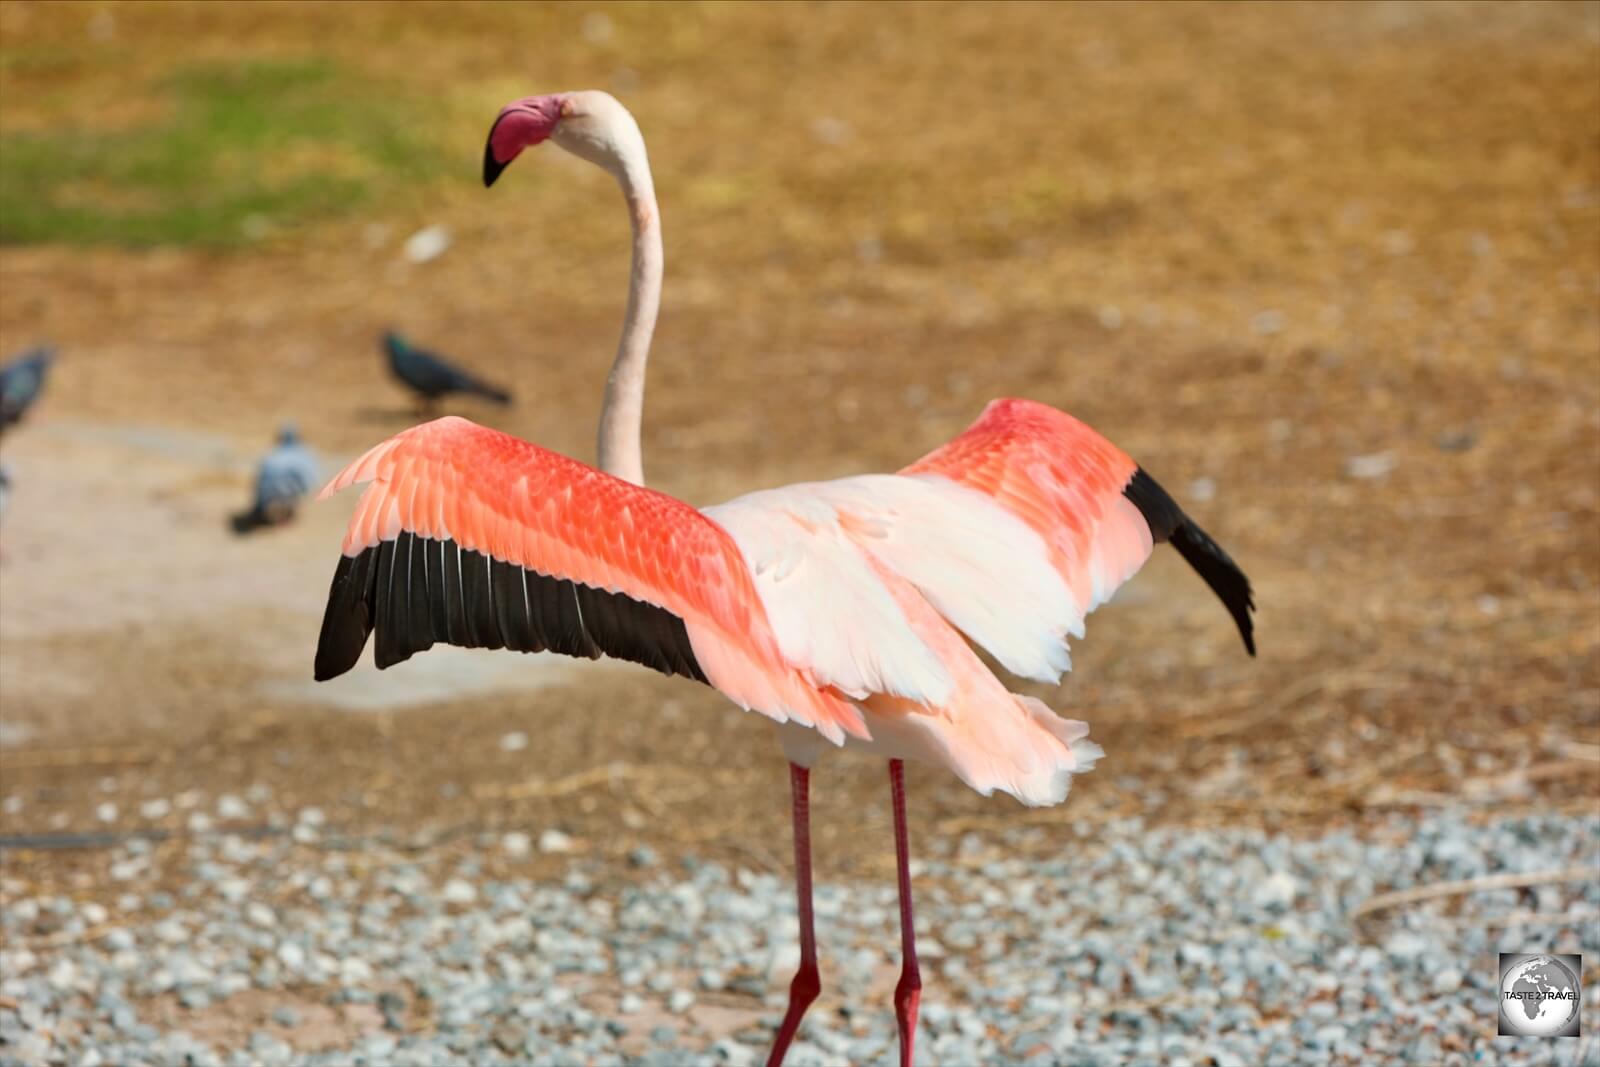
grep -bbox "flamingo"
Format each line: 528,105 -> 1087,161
314,91 -> 1256,1065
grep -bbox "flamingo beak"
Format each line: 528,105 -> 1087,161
482,135 -> 510,188
483,97 -> 563,188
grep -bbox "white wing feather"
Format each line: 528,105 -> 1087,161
795,474 -> 1082,683
704,488 -> 954,706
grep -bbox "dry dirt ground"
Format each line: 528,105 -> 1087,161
0,0 -> 1597,1050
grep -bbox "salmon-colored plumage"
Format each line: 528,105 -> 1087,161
904,397 -> 1154,620
322,416 -> 866,743
313,90 -> 1257,1067
319,402 -> 1227,784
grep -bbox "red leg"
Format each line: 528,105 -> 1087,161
767,763 -> 819,1067
889,759 -> 921,1067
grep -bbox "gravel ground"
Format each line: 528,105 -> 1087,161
2,806 -> 1596,1066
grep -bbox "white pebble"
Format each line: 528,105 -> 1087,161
403,225 -> 451,264
498,731 -> 529,753
668,989 -> 695,1014
2,948 -> 37,975
1345,452 -> 1396,480
539,829 -> 575,854
218,878 -> 251,903
95,803 -> 118,823
47,958 -> 79,991
1251,309 -> 1286,335
502,832 -> 532,856
1254,871 -> 1299,911
216,794 -> 250,820
442,879 -> 478,905
340,957 -> 374,985
139,798 -> 171,820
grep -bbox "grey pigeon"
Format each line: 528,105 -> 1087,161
0,461 -> 11,561
0,346 -> 55,435
383,331 -> 512,413
231,424 -> 320,534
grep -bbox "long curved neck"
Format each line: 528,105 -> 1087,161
596,160 -> 660,487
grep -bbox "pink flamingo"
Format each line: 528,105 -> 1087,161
315,91 -> 1255,1065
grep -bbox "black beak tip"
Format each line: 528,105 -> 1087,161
483,140 -> 507,188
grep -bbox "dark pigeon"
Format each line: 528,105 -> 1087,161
0,346 -> 56,435
231,424 -> 320,534
383,331 -> 512,413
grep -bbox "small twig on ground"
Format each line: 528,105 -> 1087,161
0,745 -> 161,770
1559,739 -> 1600,763
1180,665 -> 1405,741
16,923 -> 119,951
488,762 -> 643,801
1523,759 -> 1600,783
1353,866 -> 1597,920
1444,908 -> 1599,931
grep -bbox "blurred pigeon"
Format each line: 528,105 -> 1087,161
383,331 -> 512,413
0,346 -> 56,435
0,461 -> 10,560
231,424 -> 320,534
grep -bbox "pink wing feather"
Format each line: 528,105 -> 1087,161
905,397 -> 1255,655
314,417 -> 866,744
903,398 -> 1155,621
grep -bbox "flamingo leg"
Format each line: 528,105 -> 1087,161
767,762 -> 820,1067
889,758 -> 922,1067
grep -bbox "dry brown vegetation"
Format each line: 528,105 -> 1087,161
0,1 -> 1596,899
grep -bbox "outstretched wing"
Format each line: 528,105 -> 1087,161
903,398 -> 1255,656
314,417 -> 865,744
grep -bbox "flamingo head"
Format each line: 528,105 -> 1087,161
483,90 -> 647,189
483,94 -> 567,187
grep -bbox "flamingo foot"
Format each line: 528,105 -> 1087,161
767,763 -> 819,1067
889,758 -> 921,1067
894,970 -> 922,1067
768,960 -> 820,1067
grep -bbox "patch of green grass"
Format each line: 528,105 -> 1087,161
0,58 -> 441,247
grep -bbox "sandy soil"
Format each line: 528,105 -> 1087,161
0,0 -> 1595,985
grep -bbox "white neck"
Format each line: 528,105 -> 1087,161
596,158 -> 660,487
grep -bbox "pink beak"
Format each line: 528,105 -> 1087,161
483,96 -> 564,187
